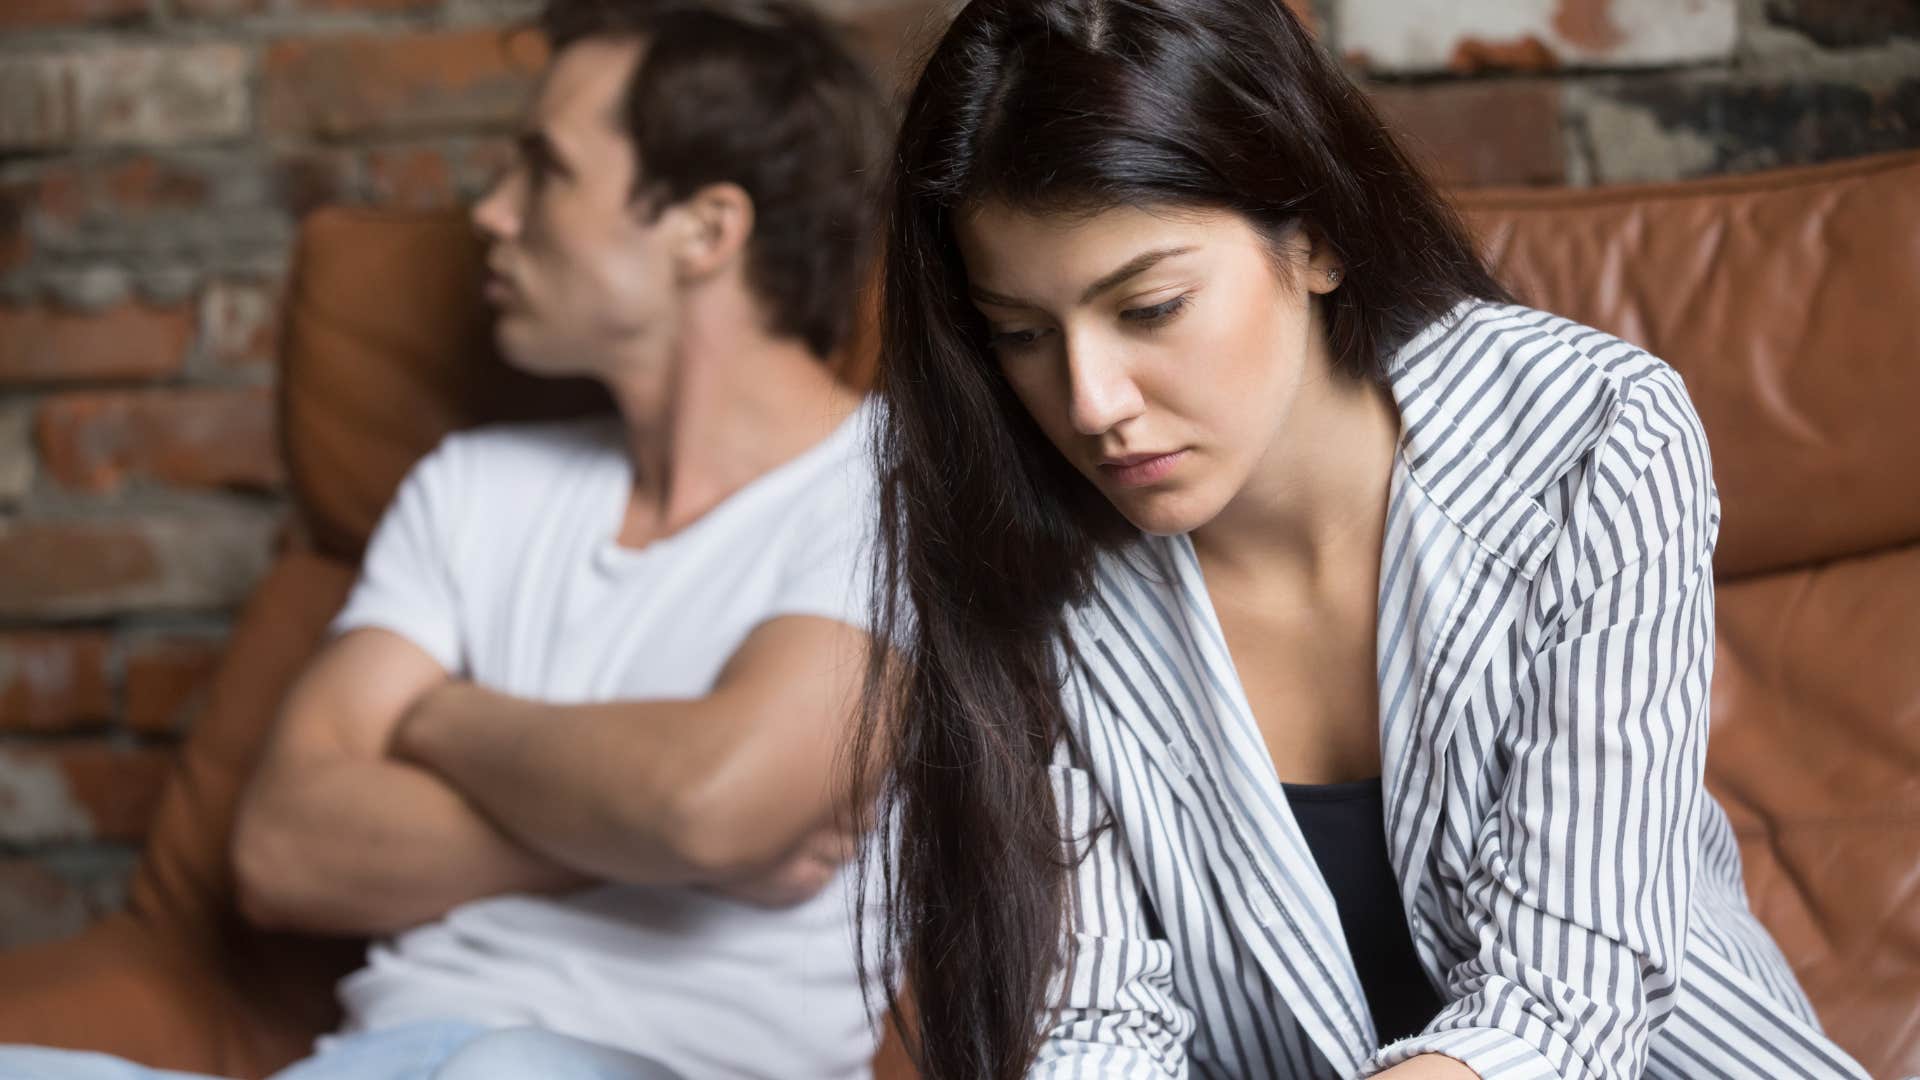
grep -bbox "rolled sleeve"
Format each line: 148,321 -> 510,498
1030,744 -> 1195,1079
1368,1024 -> 1571,1079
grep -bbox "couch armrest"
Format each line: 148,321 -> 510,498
0,549 -> 368,1079
0,914 -> 329,1078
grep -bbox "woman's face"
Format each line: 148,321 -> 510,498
955,201 -> 1341,536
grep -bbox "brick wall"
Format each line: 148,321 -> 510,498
0,0 -> 1914,950
0,0 -> 559,950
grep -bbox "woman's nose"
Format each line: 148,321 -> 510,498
1064,339 -> 1146,436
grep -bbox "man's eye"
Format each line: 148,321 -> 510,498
1122,295 -> 1190,326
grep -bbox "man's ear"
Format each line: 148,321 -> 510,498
668,182 -> 755,281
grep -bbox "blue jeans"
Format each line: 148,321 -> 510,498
0,1022 -> 684,1080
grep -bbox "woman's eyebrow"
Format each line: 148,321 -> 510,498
969,246 -> 1196,308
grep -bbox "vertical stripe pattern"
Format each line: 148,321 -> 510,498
1029,302 -> 1871,1080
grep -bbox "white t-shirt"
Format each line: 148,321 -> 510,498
326,403 -> 880,1080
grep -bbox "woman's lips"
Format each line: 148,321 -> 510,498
1098,449 -> 1189,487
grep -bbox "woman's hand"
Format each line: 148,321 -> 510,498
1371,1054 -> 1480,1079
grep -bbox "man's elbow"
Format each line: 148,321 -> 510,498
654,772 -> 801,884
230,812 -> 310,931
230,808 -> 380,935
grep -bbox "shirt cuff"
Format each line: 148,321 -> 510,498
1361,1025 -> 1572,1080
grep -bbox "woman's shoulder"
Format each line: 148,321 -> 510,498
1388,299 -> 1712,531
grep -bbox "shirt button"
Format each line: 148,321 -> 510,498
1167,745 -> 1193,776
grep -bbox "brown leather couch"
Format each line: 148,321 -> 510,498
0,150 -> 1914,1079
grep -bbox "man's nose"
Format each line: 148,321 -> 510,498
470,171 -> 523,242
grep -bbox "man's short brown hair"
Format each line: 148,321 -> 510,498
541,0 -> 889,359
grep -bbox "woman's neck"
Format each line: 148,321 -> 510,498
1191,370 -> 1400,591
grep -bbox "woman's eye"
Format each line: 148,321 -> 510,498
988,327 -> 1047,350
1122,295 -> 1190,326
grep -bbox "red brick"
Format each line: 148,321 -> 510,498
0,0 -> 146,30
0,512 -> 277,619
0,633 -> 113,733
1448,35 -> 1561,76
56,745 -> 174,842
262,29 -> 546,139
1368,80 -> 1567,188
33,169 -> 86,224
36,386 -> 282,495
0,301 -> 193,384
365,139 -> 513,209
0,745 -> 173,844
12,157 -> 212,236
199,280 -> 281,368
0,522 -> 160,618
102,156 -> 212,214
124,635 -> 224,735
366,145 -> 458,209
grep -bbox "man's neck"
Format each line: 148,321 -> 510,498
601,296 -> 861,546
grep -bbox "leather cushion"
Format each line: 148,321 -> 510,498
1459,150 -> 1920,580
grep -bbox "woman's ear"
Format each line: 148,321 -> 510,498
1302,228 -> 1344,295
668,182 -> 756,281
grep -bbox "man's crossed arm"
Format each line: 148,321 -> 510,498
230,616 -> 868,936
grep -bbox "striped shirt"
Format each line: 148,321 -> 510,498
1036,302 -> 1870,1079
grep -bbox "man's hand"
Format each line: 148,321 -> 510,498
1372,1055 -> 1480,1079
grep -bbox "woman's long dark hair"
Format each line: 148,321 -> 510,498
846,2 -> 1511,1077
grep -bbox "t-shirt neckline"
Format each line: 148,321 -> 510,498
595,399 -> 870,563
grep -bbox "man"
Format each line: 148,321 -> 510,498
0,2 -> 889,1077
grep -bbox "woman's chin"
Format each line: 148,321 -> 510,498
1109,487 -> 1221,538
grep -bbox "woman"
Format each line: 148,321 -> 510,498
850,1 -> 1872,1078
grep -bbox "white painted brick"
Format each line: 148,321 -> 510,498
198,279 -> 280,368
1339,0 -> 1738,73
0,750 -> 92,846
0,44 -> 252,151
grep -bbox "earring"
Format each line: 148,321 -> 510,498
1326,267 -> 1343,285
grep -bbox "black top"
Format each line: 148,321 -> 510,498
1279,776 -> 1445,1046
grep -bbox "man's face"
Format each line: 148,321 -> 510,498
471,39 -> 679,377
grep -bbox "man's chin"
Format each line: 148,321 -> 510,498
494,326 -> 586,378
